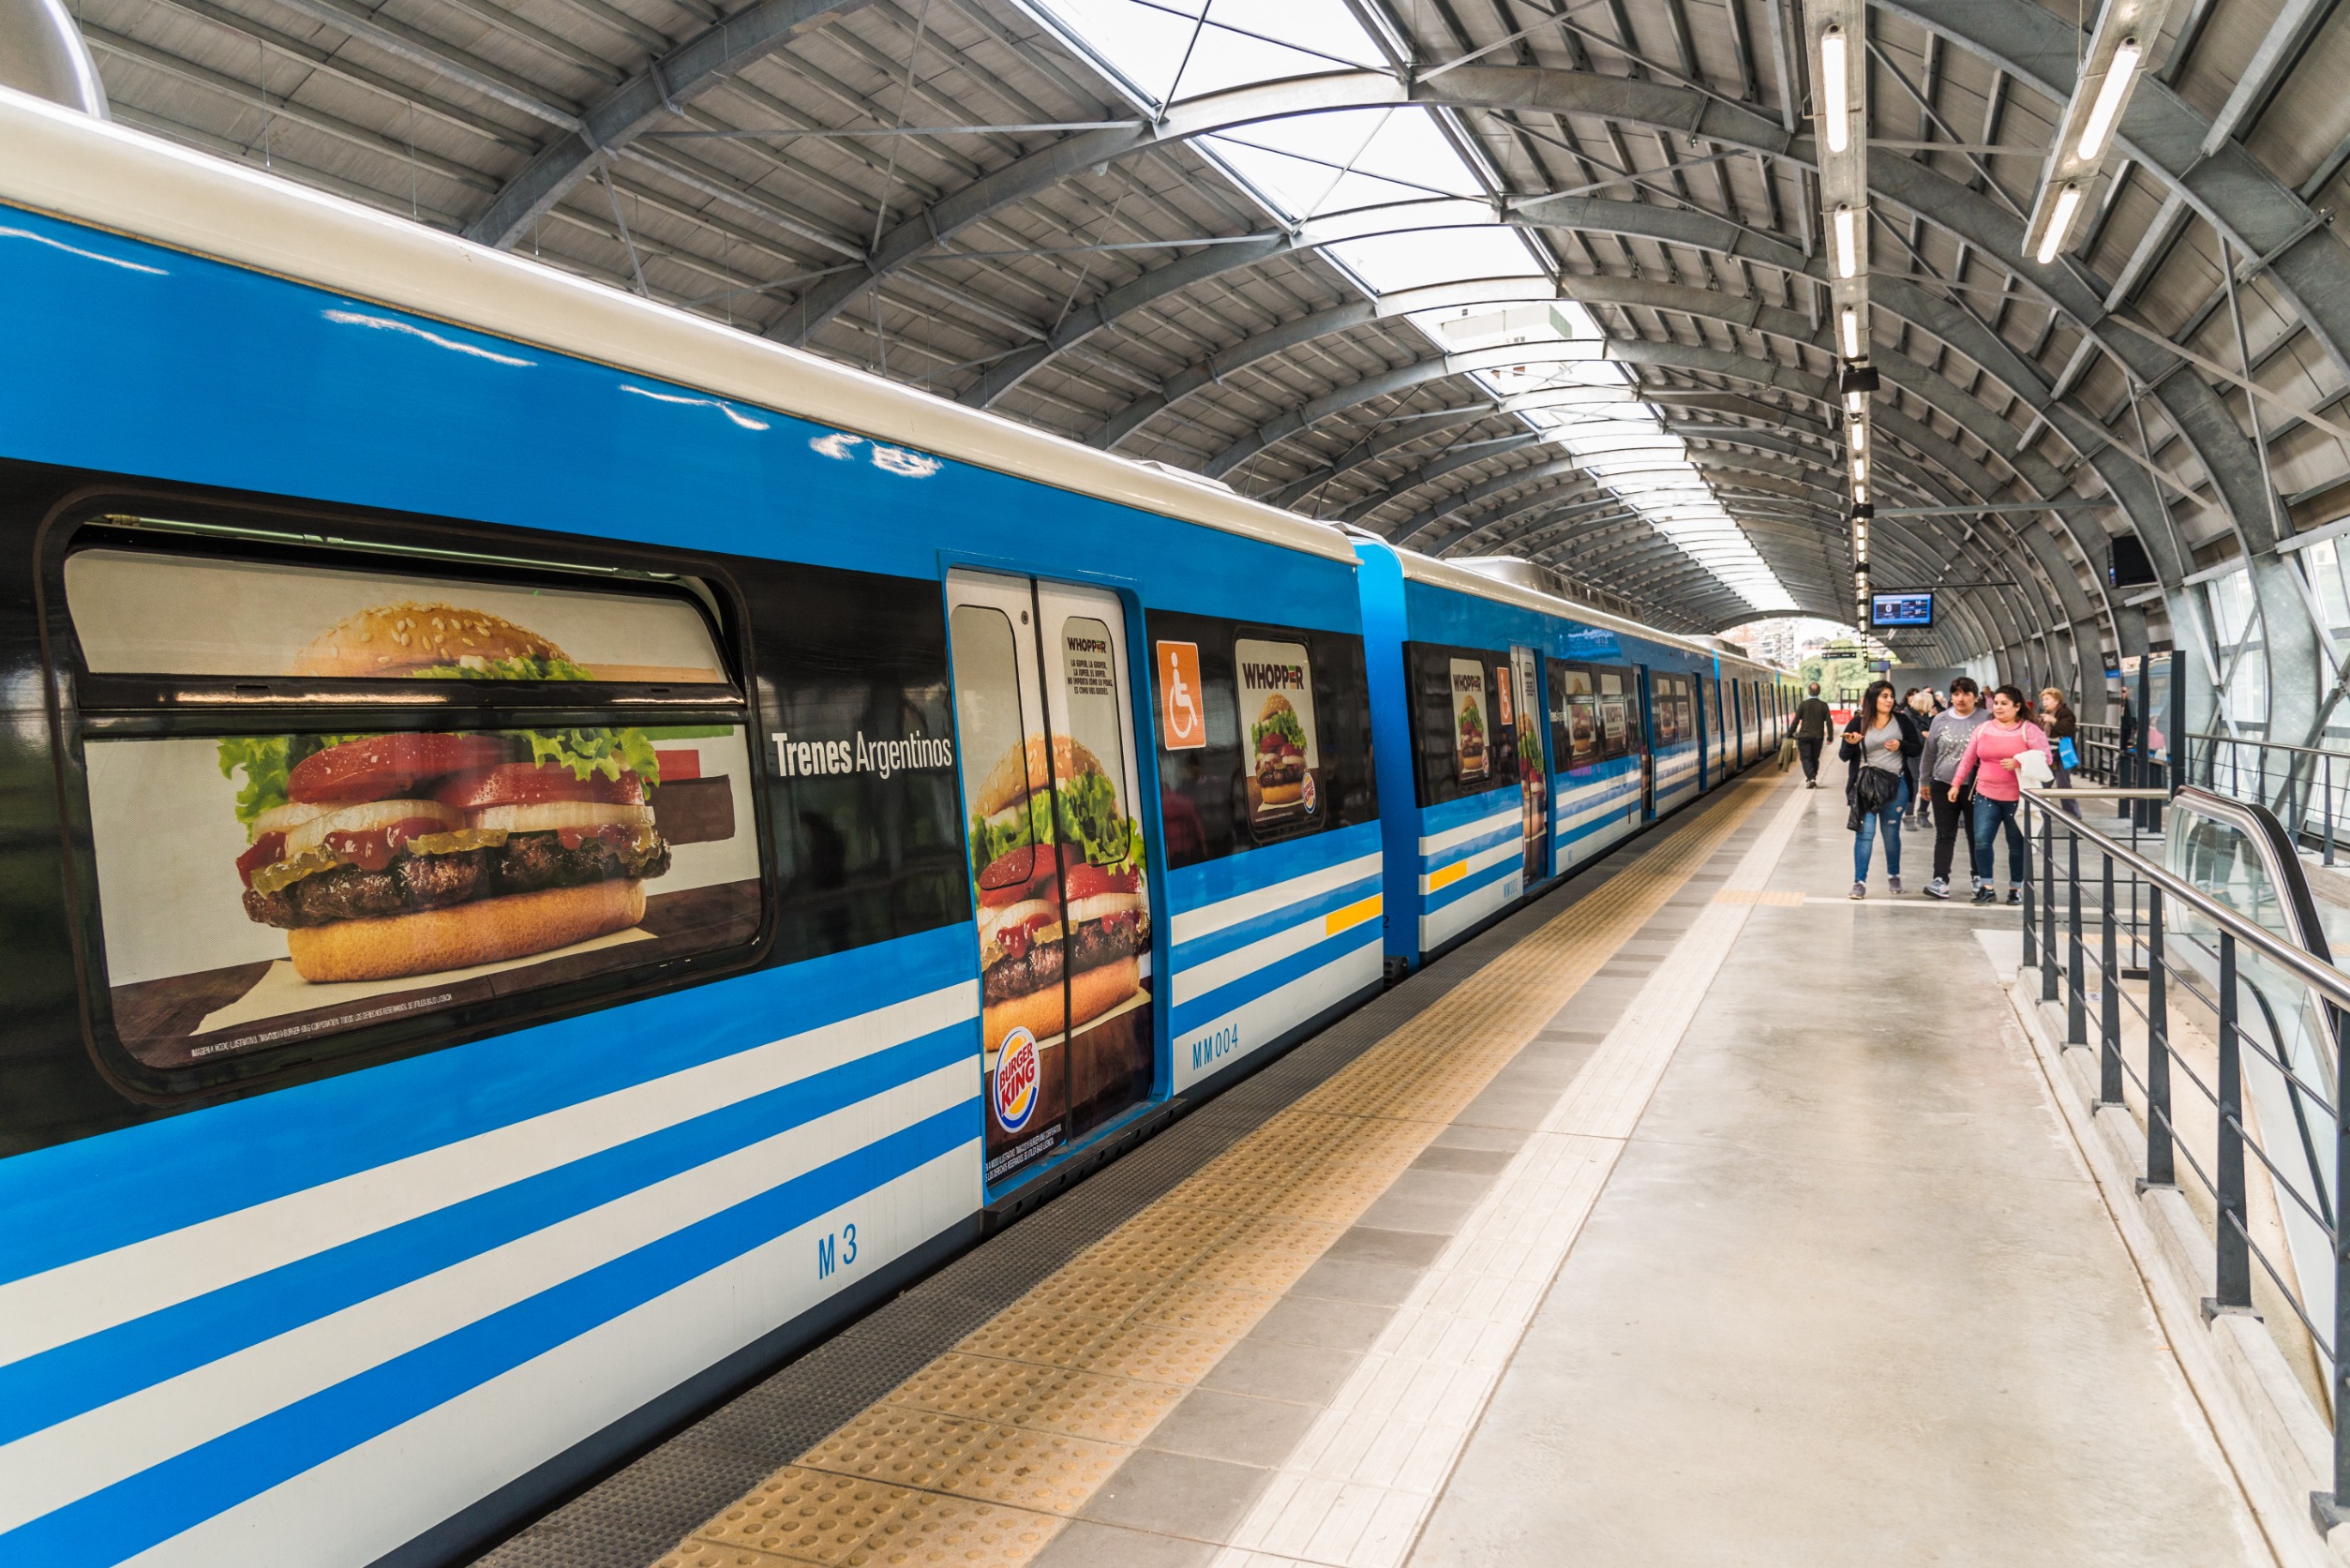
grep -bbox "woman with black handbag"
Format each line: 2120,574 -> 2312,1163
1842,679 -> 1924,899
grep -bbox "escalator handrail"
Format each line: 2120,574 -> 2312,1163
2167,785 -> 2334,967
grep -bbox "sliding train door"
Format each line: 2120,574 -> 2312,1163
1511,646 -> 1548,885
946,570 -> 1157,1191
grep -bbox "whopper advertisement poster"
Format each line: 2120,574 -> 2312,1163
67,550 -> 762,1069
1235,636 -> 1319,830
1450,657 -> 1489,784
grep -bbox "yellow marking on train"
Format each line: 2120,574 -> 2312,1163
659,772 -> 1788,1568
1424,859 -> 1468,892
1323,892 -> 1383,936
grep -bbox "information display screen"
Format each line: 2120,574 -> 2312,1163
1869,590 -> 1936,629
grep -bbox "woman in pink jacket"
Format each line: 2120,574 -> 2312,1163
1949,684 -> 2054,905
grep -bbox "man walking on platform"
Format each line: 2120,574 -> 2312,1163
1912,677 -> 1989,900
1790,682 -> 1834,787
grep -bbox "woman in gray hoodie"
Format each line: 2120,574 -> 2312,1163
1911,678 -> 1990,900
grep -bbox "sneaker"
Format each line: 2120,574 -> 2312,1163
2006,888 -> 2022,905
1888,875 -> 1903,895
1849,881 -> 1866,899
1806,780 -> 1819,789
1924,877 -> 1950,900
1971,886 -> 1998,905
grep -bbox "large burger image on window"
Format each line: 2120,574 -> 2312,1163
226,604 -> 672,983
1251,694 -> 1309,811
968,733 -> 1148,1044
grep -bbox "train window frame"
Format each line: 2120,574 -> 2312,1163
35,490 -> 776,1106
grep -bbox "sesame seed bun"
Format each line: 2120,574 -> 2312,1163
975,733 -> 1107,818
289,603 -> 567,678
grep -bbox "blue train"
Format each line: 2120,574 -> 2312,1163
0,92 -> 1790,1567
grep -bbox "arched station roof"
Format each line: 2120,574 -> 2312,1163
67,0 -> 2350,703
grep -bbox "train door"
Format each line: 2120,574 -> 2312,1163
1512,647 -> 1548,885
946,570 -> 1157,1192
1636,666 -> 1658,818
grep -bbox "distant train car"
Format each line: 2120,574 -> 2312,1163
0,92 -> 1779,1568
1354,542 -> 1785,971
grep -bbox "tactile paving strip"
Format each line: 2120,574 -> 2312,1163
651,773 -> 1777,1568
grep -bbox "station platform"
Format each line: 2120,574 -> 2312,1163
480,770 -> 2273,1568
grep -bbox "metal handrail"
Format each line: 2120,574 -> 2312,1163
2018,784 -> 2350,1533
2027,788 -> 2350,1008
2189,732 -> 2349,759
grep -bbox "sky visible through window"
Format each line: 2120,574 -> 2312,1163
1023,0 -> 1799,614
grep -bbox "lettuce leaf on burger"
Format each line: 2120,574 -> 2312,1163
966,734 -> 1148,1045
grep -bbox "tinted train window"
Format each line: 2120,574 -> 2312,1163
1404,642 -> 1518,807
58,535 -> 763,1080
758,562 -> 965,963
1145,611 -> 1375,870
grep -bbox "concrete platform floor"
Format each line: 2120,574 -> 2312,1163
1044,776 -> 2273,1568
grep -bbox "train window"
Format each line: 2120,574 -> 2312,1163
1608,666 -> 1642,754
1403,643 -> 1519,807
56,530 -> 764,1082
1145,611 -> 1375,870
1549,664 -> 1599,771
753,560 -> 964,965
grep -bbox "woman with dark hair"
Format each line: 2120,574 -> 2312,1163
1840,679 -> 1924,899
1952,684 -> 2054,904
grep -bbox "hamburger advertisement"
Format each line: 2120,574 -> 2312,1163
1237,638 -> 1320,829
69,550 -> 760,1070
948,596 -> 1154,1186
1451,658 -> 1489,783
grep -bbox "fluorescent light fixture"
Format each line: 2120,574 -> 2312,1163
2077,37 -> 2141,161
1839,306 -> 1862,359
2036,184 -> 2081,265
1849,421 -> 1866,454
1854,482 -> 1870,504
1847,388 -> 1867,414
1834,205 -> 1859,279
1820,28 -> 1849,154
1850,454 -> 1867,482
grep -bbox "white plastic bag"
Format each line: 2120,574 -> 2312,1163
2015,749 -> 2055,790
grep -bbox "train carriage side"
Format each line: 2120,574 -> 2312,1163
0,96 -> 1388,1568
1353,544 -> 1776,972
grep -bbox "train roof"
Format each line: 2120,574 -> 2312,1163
1387,546 -> 1786,678
0,89 -> 1357,569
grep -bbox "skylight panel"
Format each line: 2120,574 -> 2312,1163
1016,0 -> 1802,617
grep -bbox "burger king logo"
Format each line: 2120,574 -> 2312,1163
994,1027 -> 1040,1133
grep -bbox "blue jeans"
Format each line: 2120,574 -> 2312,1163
1853,774 -> 1909,881
1971,793 -> 2026,885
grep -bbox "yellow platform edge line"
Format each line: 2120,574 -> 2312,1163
660,772 -> 1788,1568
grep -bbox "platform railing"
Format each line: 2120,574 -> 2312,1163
2075,721 -> 2121,784
2019,784 -> 2350,1534
2187,731 -> 2350,866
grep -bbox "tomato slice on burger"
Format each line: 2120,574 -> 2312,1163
433,759 -> 646,811
288,734 -> 521,805
1063,860 -> 1139,902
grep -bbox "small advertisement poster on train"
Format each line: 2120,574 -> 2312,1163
1236,637 -> 1318,829
66,551 -> 762,1071
1450,658 -> 1489,784
1557,665 -> 1599,769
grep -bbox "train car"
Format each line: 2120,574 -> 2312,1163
0,94 -> 1392,1568
1354,543 -> 1782,971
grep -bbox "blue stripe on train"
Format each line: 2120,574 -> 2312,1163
0,923 -> 977,1288
1169,923 -> 1384,1038
0,1021 -> 971,1445
1415,786 -> 1519,837
1169,872 -> 1383,973
1418,819 -> 1519,873
0,1104 -> 975,1568
1161,821 -> 1380,915
1425,846 -> 1520,914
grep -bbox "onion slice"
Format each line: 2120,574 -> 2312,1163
286,799 -> 462,858
471,801 -> 657,834
252,800 -> 334,841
